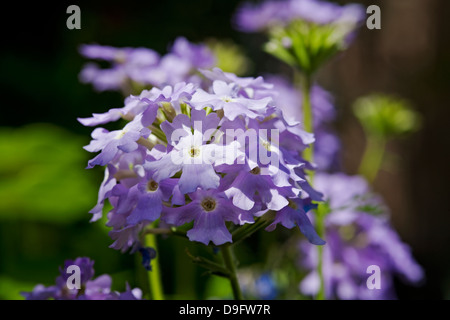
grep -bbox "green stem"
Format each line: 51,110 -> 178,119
300,74 -> 314,169
144,227 -> 164,300
316,204 -> 328,300
358,136 -> 386,183
221,245 -> 243,300
298,71 -> 327,300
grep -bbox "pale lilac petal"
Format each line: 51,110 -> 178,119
178,164 -> 220,194
126,191 -> 163,224
187,211 -> 232,246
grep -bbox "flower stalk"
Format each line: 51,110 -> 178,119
298,71 -> 326,300
144,224 -> 164,300
220,244 -> 243,300
358,135 -> 386,183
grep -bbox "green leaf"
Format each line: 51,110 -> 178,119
0,123 -> 97,223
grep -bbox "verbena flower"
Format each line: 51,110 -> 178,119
79,68 -> 325,248
163,188 -> 255,246
79,37 -> 215,93
22,257 -> 142,300
235,0 -> 364,35
79,45 -> 159,92
83,114 -> 152,169
298,173 -> 424,299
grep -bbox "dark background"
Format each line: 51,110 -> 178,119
0,0 -> 449,299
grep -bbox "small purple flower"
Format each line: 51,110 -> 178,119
144,110 -> 241,194
88,164 -> 117,222
267,197 -> 325,245
78,87 -> 161,127
109,224 -> 144,254
139,247 -> 157,271
162,189 -> 254,246
83,114 -> 152,169
22,257 -> 142,300
60,257 -> 95,285
224,164 -> 289,211
190,80 -> 272,121
125,169 -> 178,225
199,68 -> 275,99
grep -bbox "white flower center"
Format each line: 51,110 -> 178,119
222,96 -> 234,103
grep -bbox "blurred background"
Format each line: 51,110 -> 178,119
0,0 -> 449,299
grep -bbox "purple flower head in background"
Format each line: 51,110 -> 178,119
299,173 -> 424,300
234,0 -> 365,68
170,37 -> 216,69
79,44 -> 160,92
233,0 -> 289,32
79,38 -> 216,93
234,0 -> 365,33
22,257 -> 142,300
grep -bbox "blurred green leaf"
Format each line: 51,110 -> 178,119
0,275 -> 35,300
0,123 -> 97,223
204,274 -> 232,299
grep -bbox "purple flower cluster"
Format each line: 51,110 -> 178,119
79,37 -> 216,93
298,173 -> 424,299
234,0 -> 365,32
79,67 -> 325,249
22,257 -> 142,300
